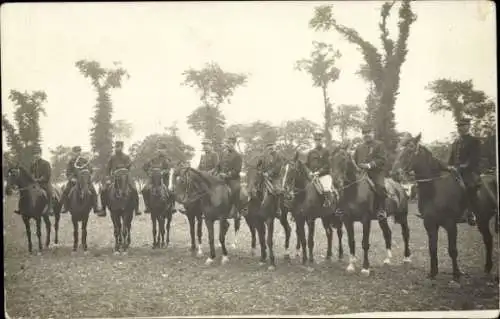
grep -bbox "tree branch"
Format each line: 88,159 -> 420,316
379,1 -> 396,62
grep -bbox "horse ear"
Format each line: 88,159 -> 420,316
414,133 -> 422,144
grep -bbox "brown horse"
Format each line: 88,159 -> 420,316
282,153 -> 343,267
5,165 -> 52,254
173,167 -> 232,265
390,133 -> 496,283
330,147 -> 407,276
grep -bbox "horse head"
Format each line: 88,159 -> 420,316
330,147 -> 358,186
6,164 -> 34,192
76,167 -> 92,197
173,166 -> 196,204
113,168 -> 130,197
151,167 -> 164,188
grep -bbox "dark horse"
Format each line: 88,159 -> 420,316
66,162 -> 95,253
106,168 -> 136,255
245,163 -> 291,270
5,165 -> 55,254
392,133 -> 498,283
174,167 -> 232,265
143,167 -> 176,249
330,147 -> 410,276
283,153 -> 343,267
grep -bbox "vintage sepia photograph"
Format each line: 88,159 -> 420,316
2,1 -> 498,318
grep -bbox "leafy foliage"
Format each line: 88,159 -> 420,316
112,119 -> 134,142
2,90 -> 47,167
182,62 -> 248,146
331,104 -> 365,142
49,145 -> 73,183
295,41 -> 341,148
75,60 -> 130,181
310,0 -> 417,153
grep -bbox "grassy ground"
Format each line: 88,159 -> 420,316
4,196 -> 499,318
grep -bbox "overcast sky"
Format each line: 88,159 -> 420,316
1,1 -> 496,165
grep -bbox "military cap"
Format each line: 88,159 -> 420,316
32,145 -> 42,153
72,146 -> 82,152
361,125 -> 373,134
313,130 -> 324,139
457,118 -> 471,126
115,140 -> 124,147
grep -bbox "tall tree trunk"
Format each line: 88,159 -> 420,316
322,86 -> 333,149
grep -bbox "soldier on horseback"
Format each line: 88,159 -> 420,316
353,125 -> 388,220
198,138 -> 219,174
142,142 -> 172,214
60,146 -> 102,216
448,117 -> 480,226
306,131 -> 335,208
257,141 -> 285,216
14,146 -> 53,216
216,135 -> 243,218
106,141 -> 141,217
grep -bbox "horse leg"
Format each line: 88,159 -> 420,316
204,218 -> 216,265
296,216 -> 307,265
321,216 -> 333,261
280,211 -> 292,260
159,215 -> 166,248
35,217 -> 43,253
306,218 -> 316,265
246,215 -> 257,256
477,218 -> 493,274
71,216 -> 79,253
22,215 -> 33,253
444,219 -> 461,283
188,214 -> 196,253
256,219 -> 267,265
151,213 -> 158,249
266,217 -> 276,270
336,223 -> 344,260
123,212 -> 133,253
232,216 -> 241,249
344,218 -> 356,273
220,219 -> 230,265
43,214 -> 51,249
295,216 -> 301,258
81,214 -> 89,253
423,218 -> 439,280
378,217 -> 392,265
196,214 -> 203,256
54,211 -> 60,245
360,217 -> 372,276
400,215 -> 412,263
165,210 -> 172,248
112,213 -> 122,253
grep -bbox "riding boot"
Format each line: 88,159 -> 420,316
376,194 -> 388,220
465,189 -> 478,226
323,191 -> 334,208
60,184 -> 71,214
46,192 -> 54,216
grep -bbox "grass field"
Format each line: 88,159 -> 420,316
4,195 -> 499,318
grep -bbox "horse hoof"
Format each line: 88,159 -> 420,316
346,264 -> 355,273
231,243 -> 237,249
448,280 -> 461,288
268,265 -> 276,271
205,258 -> 214,266
221,255 -> 229,265
360,268 -> 370,277
251,248 -> 257,257
403,257 -> 412,264
295,250 -> 301,258
113,251 -> 120,256
36,251 -> 42,256
121,251 -> 128,256
197,250 -> 203,258
306,266 -> 314,272
83,251 -> 89,256
383,258 -> 391,265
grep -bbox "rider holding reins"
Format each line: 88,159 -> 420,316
142,142 -> 172,214
306,130 -> 335,208
216,135 -> 243,219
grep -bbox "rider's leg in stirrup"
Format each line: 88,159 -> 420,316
129,179 -> 141,216
60,181 -> 72,214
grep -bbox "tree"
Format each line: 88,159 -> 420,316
182,62 -> 248,146
2,90 -> 47,167
111,119 -> 134,142
49,145 -> 73,183
425,141 -> 451,164
75,60 -> 129,181
310,0 -> 417,153
295,41 -> 341,148
331,104 -> 365,142
278,118 -> 321,158
129,133 -> 195,182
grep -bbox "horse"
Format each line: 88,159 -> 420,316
66,162 -> 95,253
392,133 -> 498,283
107,168 -> 136,255
244,163 -> 292,270
143,167 -> 176,249
173,166 -> 232,265
476,172 -> 498,273
330,147 -> 408,276
5,165 -> 52,254
283,152 -> 343,267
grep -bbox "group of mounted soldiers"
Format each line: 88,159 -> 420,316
17,117 -> 481,225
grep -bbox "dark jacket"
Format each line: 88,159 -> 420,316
258,152 -> 285,179
306,146 -> 330,176
30,158 -> 51,185
448,134 -> 481,173
143,155 -> 170,173
66,156 -> 92,179
107,152 -> 132,176
218,149 -> 242,180
353,140 -> 386,173
198,151 -> 219,172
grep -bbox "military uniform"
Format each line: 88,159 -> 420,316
61,147 -> 101,214
258,145 -> 285,194
217,137 -> 243,217
448,118 -> 481,225
353,127 -> 387,219
198,140 -> 219,173
306,132 -> 334,207
106,143 -> 140,216
142,152 -> 172,213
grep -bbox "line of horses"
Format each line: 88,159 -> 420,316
4,138 -> 498,285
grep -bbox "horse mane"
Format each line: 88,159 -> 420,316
414,145 -> 447,179
187,167 -> 224,188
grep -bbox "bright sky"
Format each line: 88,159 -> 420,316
1,1 -> 496,166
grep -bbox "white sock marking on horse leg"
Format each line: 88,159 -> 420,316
295,249 -> 301,258
384,249 -> 392,264
361,268 -> 370,276
197,244 -> 203,257
221,255 -> 229,265
251,247 -> 257,256
205,257 -> 214,265
346,254 -> 356,273
284,248 -> 290,258
403,256 -> 412,264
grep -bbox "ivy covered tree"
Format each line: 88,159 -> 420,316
310,0 -> 417,153
295,41 -> 341,149
49,145 -> 73,183
2,90 -> 47,167
182,62 -> 248,148
331,104 -> 365,142
75,60 -> 129,181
